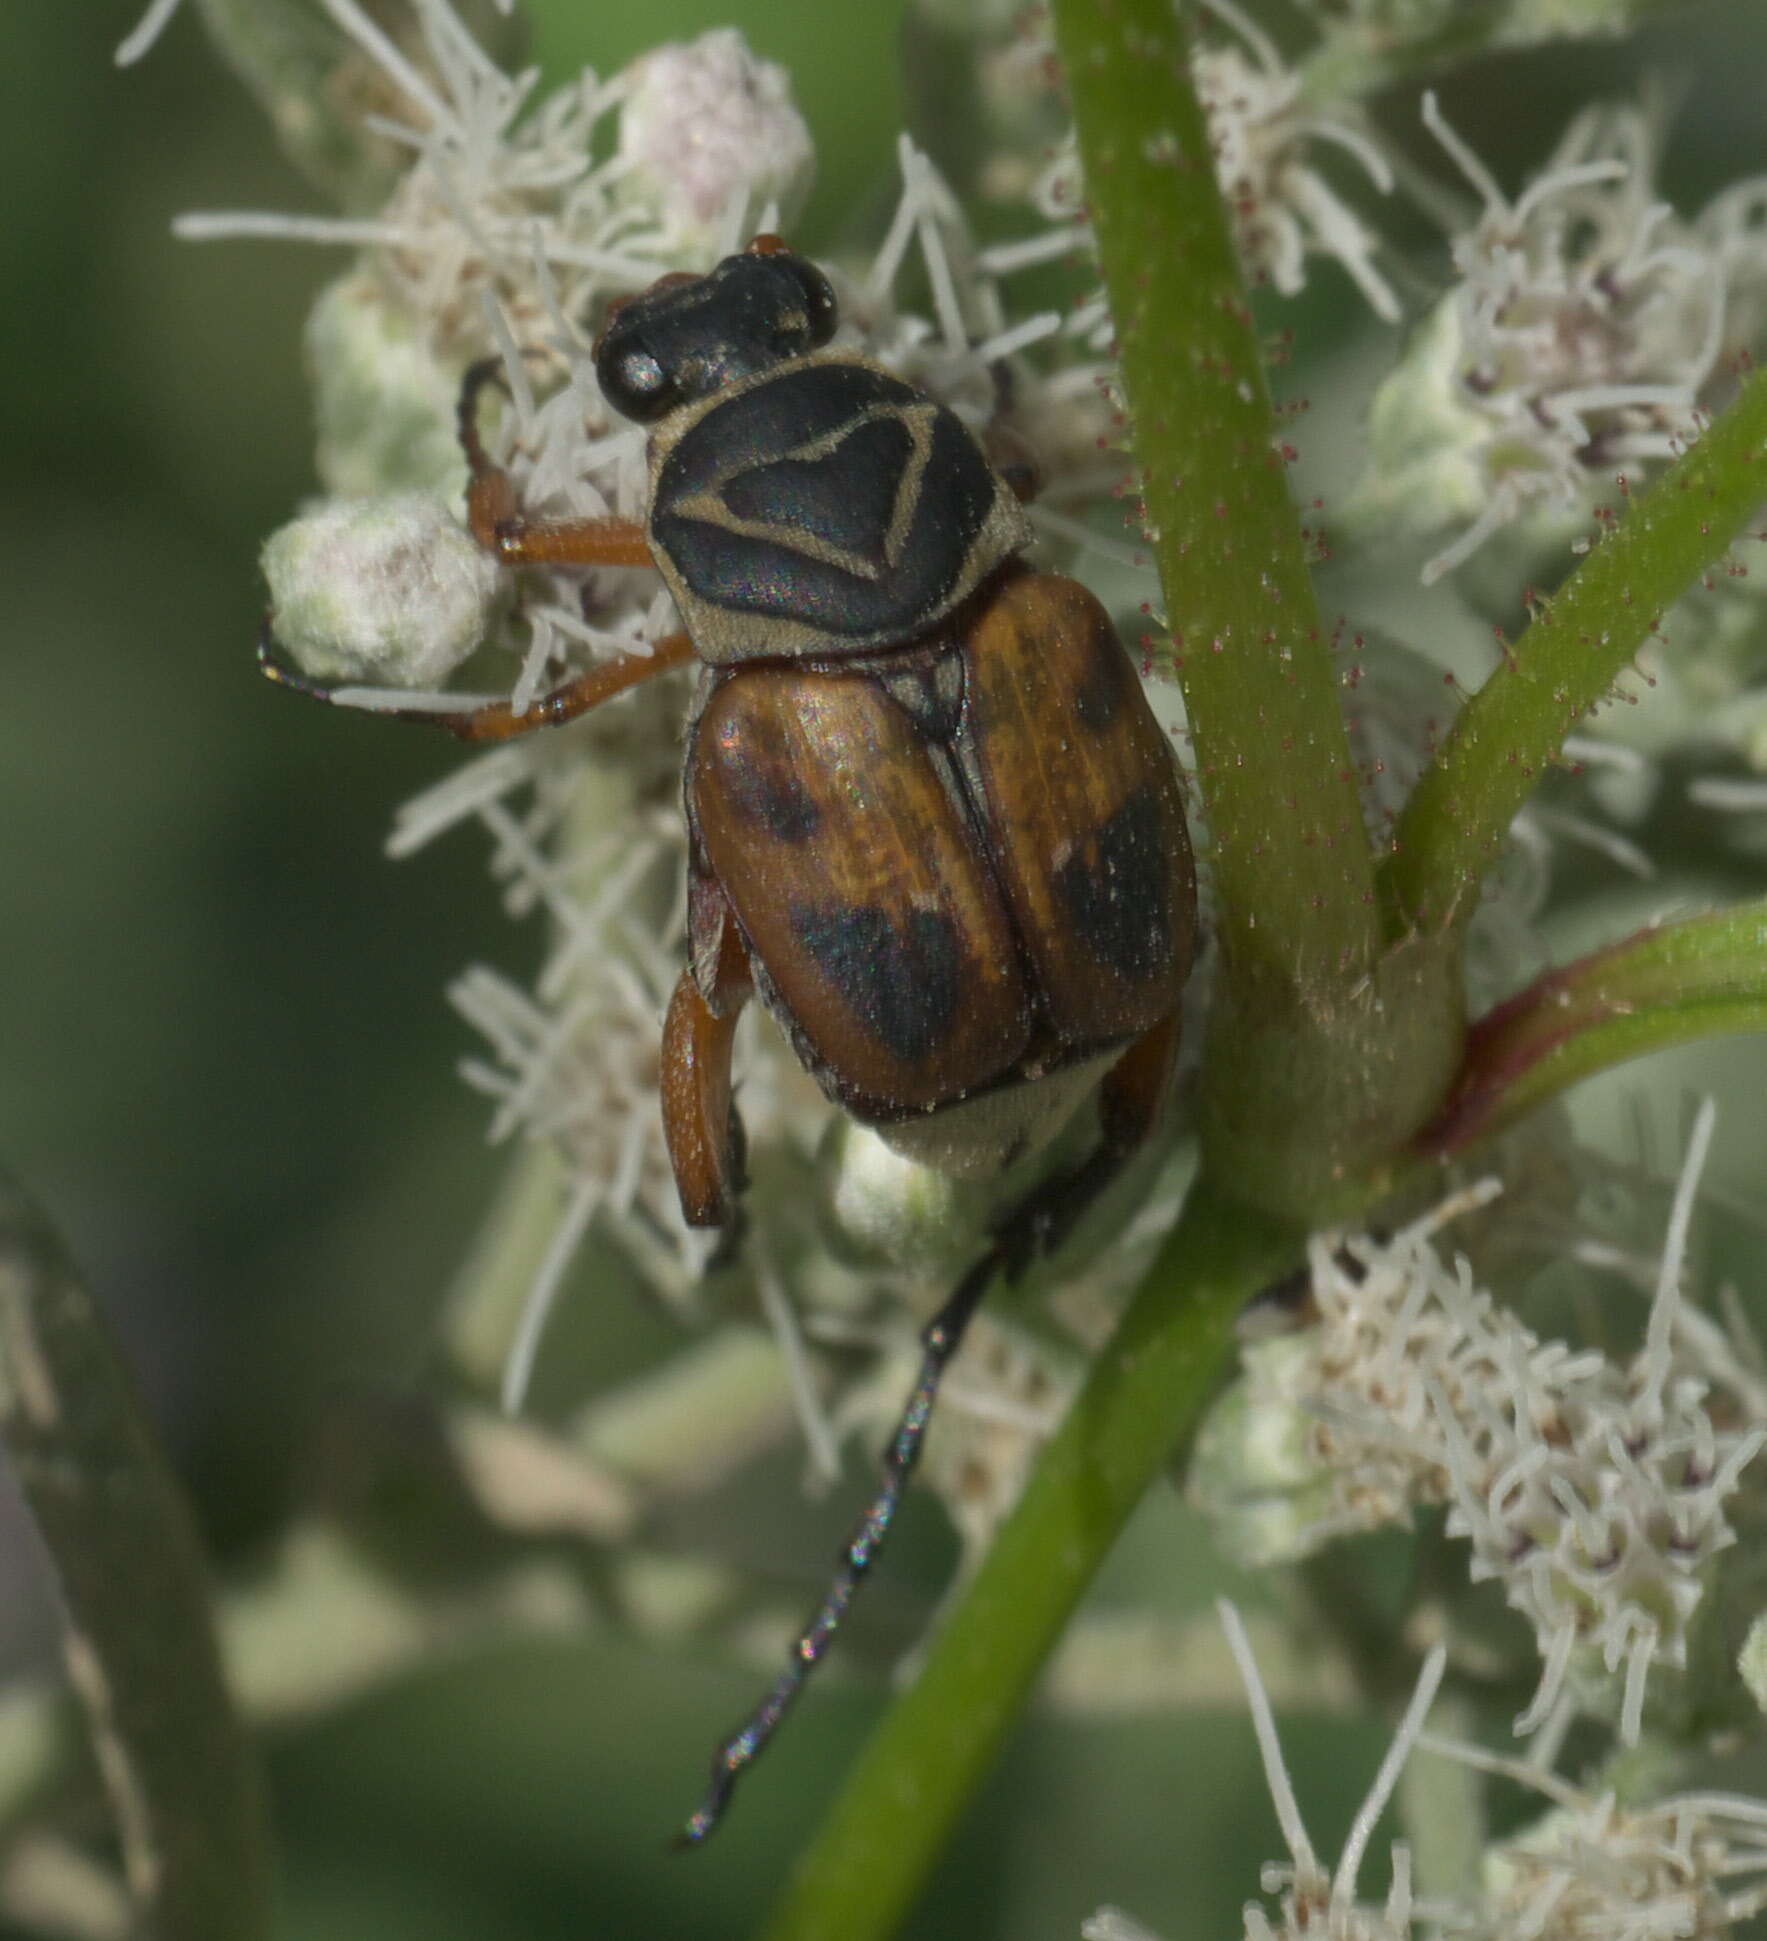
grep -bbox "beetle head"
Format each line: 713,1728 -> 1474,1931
594,241 -> 838,425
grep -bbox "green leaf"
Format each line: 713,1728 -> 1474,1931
1421,895 -> 1767,1151
1386,365 -> 1767,932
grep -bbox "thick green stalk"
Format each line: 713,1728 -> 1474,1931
1421,897 -> 1767,1151
1387,364 -> 1767,931
1051,0 -> 1379,994
0,1169 -> 273,1941
759,1186 -> 1296,1941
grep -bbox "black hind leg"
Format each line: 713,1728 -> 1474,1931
675,1007 -> 1183,1846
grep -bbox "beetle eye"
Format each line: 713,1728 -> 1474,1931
597,337 -> 678,424
790,258 -> 838,348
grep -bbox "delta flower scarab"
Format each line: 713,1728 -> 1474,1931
263,235 -> 1198,1839
86,0 -> 1767,1930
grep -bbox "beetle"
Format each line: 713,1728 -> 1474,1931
262,235 -> 1198,1843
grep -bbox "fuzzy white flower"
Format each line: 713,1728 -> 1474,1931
1088,1613 -> 1767,1941
304,271 -> 475,500
1478,1791 -> 1767,1939
1359,94 -> 1767,582
1424,1734 -> 1767,1940
998,0 -> 1398,334
261,493 -> 502,686
617,29 -> 813,242
1187,1602 -> 1446,1941
1193,0 -> 1398,321
1192,1102 -> 1767,1746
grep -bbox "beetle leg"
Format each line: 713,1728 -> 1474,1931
257,626 -> 696,742
982,420 -> 1043,506
677,1008 -> 1185,1845
470,500 -> 653,569
426,630 -> 695,742
677,1240 -> 998,1848
996,1003 -> 1184,1276
983,358 -> 1042,504
660,917 -> 754,1233
458,356 -> 652,567
261,355 -> 683,737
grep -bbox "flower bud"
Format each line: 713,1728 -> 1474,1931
306,272 -> 469,501
617,31 -> 814,243
262,493 -> 500,686
1187,1333 -> 1350,1567
819,1119 -> 981,1274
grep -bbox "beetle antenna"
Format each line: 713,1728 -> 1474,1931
676,1242 -> 1002,1848
456,356 -> 508,480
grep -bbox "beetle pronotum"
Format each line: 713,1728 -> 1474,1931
264,236 -> 1197,1843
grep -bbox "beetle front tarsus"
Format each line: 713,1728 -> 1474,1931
255,617 -> 342,706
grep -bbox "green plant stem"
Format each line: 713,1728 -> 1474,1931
1051,0 -> 1378,993
759,1184 -> 1296,1941
1387,365 -> 1767,931
1421,896 -> 1767,1152
0,1168 -> 273,1941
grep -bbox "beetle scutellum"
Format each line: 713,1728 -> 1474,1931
263,235 -> 1198,1844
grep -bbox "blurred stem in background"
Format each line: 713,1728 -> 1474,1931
0,1165 -> 271,1941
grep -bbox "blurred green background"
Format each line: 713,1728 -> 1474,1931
3,2 -> 1767,1937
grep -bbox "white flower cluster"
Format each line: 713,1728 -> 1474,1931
1192,0 -> 1397,322
1291,0 -> 1660,41
194,0 -> 816,714
1226,1623 -> 1444,1941
1152,1603 -> 1446,1941
1192,1104 -> 1767,1748
176,2 -> 823,1392
1473,1776 -> 1767,1940
163,0 -> 1162,1413
1000,0 -> 1398,343
1087,1604 -> 1767,1941
1362,94 -> 1767,582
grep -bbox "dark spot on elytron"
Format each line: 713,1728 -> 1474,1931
789,901 -> 963,1063
721,414 -> 913,574
1055,784 -> 1173,983
1073,621 -> 1124,733
721,741 -> 821,841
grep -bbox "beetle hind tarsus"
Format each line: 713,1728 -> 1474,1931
675,1001 -> 1181,1847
